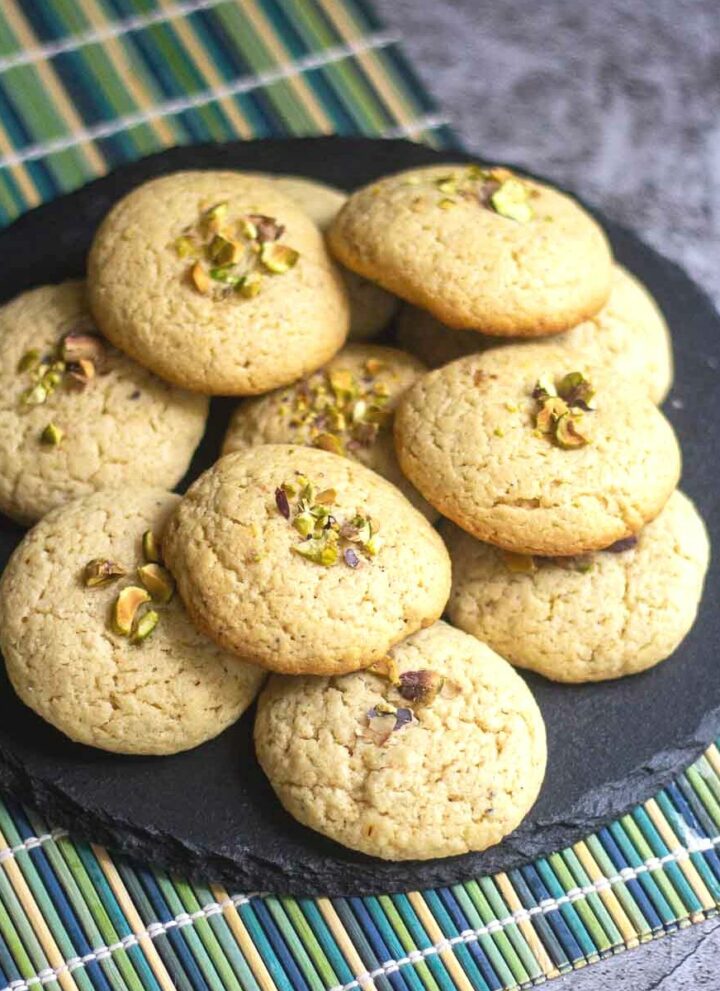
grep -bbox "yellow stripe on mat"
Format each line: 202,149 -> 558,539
316,898 -> 379,991
209,885 -> 279,991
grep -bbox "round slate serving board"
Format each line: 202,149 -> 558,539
0,138 -> 719,897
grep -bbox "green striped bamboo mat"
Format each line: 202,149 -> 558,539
0,2 -> 717,989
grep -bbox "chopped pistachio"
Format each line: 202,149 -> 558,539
293,511 -> 315,537
248,214 -> 285,243
365,704 -> 414,745
557,371 -> 595,409
398,669 -> 444,707
436,175 -> 458,194
490,178 -> 534,222
137,563 -> 174,603
237,216 -> 258,240
174,235 -> 198,258
439,197 -> 456,210
275,486 -> 291,519
83,558 -> 126,588
61,333 -> 105,366
260,242 -> 299,274
208,234 -> 243,265
532,376 -> 557,400
535,396 -> 569,433
40,422 -> 63,446
142,530 -> 161,563
17,349 -> 41,373
606,535 -> 639,553
313,432 -> 344,456
131,609 -> 159,643
67,358 -> 95,388
201,201 -> 228,234
112,585 -> 151,636
501,551 -> 536,574
20,383 -> 47,406
293,538 -> 339,566
555,412 -> 589,449
494,426 -> 505,437
209,265 -> 241,286
190,261 -> 211,294
237,272 -> 262,298
315,487 -> 337,505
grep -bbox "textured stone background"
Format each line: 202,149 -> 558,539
375,0 -> 719,986
377,0 -> 720,307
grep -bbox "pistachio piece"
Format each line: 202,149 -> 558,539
61,333 -> 105,366
606,535 -> 639,553
439,198 -> 456,210
209,265 -> 241,286
555,413 -> 589,449
489,178 -> 533,223
501,551 -> 537,574
293,511 -> 315,537
20,383 -> 48,406
293,538 -> 339,566
237,216 -> 258,241
137,563 -> 174,603
174,235 -> 198,258
83,558 -> 126,588
237,272 -> 262,298
398,669 -> 444,706
208,234 -> 243,266
260,242 -> 299,274
557,371 -> 595,409
190,261 -> 211,294
142,530 -> 161,563
532,376 -> 557,400
17,349 -> 41,373
275,486 -> 291,519
313,432 -> 344,456
535,396 -> 569,433
343,547 -> 360,568
67,358 -> 96,388
365,704 -> 414,745
201,201 -> 228,234
247,214 -> 285,243
131,609 -> 159,643
40,422 -> 63,446
315,487 -> 337,505
112,585 -> 151,636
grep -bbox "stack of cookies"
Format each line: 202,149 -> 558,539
0,162 -> 708,864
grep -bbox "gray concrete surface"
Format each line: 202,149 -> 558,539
373,0 -> 720,987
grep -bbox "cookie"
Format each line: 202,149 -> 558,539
0,489 -> 265,754
254,620 -> 547,860
163,445 -> 451,675
0,281 -> 208,526
328,163 -> 612,336
396,266 -> 673,403
442,490 -> 709,682
266,174 -> 399,340
394,345 -> 681,555
88,171 -> 350,394
222,344 -> 436,520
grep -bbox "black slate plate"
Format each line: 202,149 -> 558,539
0,138 -> 719,897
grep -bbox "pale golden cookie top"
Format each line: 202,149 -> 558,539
328,163 -> 613,336
254,621 -> 547,860
396,265 -> 674,404
0,488 -> 265,755
163,444 -> 451,676
88,170 -> 350,394
222,344 -> 436,519
394,344 -> 681,556
442,490 -> 709,683
0,281 -> 208,526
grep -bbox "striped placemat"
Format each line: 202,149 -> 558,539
0,1 -> 717,989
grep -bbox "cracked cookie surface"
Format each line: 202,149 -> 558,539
394,344 -> 681,555
260,174 -> 399,340
442,490 -> 709,682
0,281 -> 208,525
328,163 -> 612,336
0,488 -> 265,754
396,265 -> 673,404
254,620 -> 547,860
222,343 -> 436,520
163,445 -> 451,675
88,171 -> 350,394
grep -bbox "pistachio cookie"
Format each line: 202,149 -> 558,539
0,281 -> 208,525
88,171 -> 349,394
263,174 -> 399,340
163,445 -> 451,675
328,163 -> 612,336
396,266 -> 673,403
442,491 -> 709,682
255,621 -> 546,860
394,345 -> 681,556
0,488 -> 265,754
222,344 -> 436,519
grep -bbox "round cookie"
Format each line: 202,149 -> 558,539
0,488 -> 265,754
222,344 -> 436,520
328,163 -> 612,336
163,445 -> 451,675
442,490 -> 709,683
266,174 -> 399,340
254,620 -> 547,860
0,281 -> 208,526
396,266 -> 673,403
394,345 -> 681,556
88,171 -> 350,395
